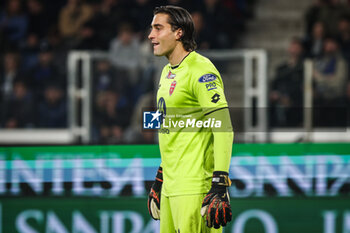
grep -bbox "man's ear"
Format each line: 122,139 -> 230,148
176,28 -> 183,40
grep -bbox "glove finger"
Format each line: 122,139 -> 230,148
207,197 -> 217,228
155,195 -> 160,209
225,203 -> 232,223
202,193 -> 214,207
211,198 -> 220,229
150,188 -> 160,209
200,205 -> 208,217
206,208 -> 212,228
217,202 -> 225,227
221,202 -> 228,226
213,207 -> 221,229
150,199 -> 160,220
226,190 -> 231,204
147,197 -> 151,216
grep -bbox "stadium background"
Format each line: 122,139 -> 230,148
0,0 -> 350,232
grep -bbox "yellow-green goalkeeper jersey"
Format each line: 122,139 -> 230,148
156,51 -> 229,197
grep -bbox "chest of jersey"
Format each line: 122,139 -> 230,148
157,69 -> 199,110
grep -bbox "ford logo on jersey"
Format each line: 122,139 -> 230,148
198,74 -> 217,83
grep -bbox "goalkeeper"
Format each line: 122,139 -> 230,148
147,5 -> 234,233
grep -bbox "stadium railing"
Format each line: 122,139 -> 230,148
66,50 -> 269,144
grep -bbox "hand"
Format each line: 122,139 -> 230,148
201,171 -> 232,228
147,166 -> 163,220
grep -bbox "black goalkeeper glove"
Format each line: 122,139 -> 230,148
147,166 -> 163,220
201,171 -> 232,229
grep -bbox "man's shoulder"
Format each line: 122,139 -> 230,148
186,52 -> 218,75
189,52 -> 214,67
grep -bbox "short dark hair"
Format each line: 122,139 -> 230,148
154,5 -> 197,51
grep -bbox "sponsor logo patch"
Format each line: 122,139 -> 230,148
205,82 -> 217,91
198,74 -> 217,83
169,80 -> 177,96
167,71 -> 176,79
211,93 -> 220,103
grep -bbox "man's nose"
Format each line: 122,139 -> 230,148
148,29 -> 154,40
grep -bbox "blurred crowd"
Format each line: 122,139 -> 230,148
2,0 -> 350,143
269,0 -> 350,128
0,0 -> 253,143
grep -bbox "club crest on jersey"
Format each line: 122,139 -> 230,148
198,74 -> 217,83
169,80 -> 177,96
166,71 -> 176,79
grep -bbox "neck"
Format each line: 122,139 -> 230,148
166,43 -> 190,66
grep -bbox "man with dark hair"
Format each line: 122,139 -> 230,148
313,36 -> 348,126
147,5 -> 233,233
270,37 -> 304,127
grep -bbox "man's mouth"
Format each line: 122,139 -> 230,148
152,42 -> 160,48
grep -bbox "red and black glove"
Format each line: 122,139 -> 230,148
147,166 -> 163,220
201,171 -> 232,229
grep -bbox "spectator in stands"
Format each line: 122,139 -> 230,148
20,33 -> 40,71
0,52 -> 22,102
93,90 -> 130,144
269,38 -> 304,127
58,0 -> 93,48
37,83 -> 67,128
27,42 -> 63,99
336,15 -> 350,63
305,0 -> 327,36
95,0 -> 130,49
26,0 -> 49,41
191,11 -> 211,50
222,0 -> 246,35
93,59 -> 125,94
346,81 -> 350,126
196,0 -> 234,49
3,80 -> 35,128
21,0 -> 49,71
109,22 -> 141,86
316,0 -> 350,37
303,21 -> 325,58
75,1 -> 102,50
46,27 -> 67,73
138,39 -> 156,96
313,37 -> 348,126
23,0 -> 52,70
130,0 -> 154,37
45,0 -> 66,29
124,91 -> 155,144
0,0 -> 28,50
76,0 -> 129,50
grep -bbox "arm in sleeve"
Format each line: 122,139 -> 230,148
209,108 -> 234,172
192,72 -> 234,172
314,58 -> 348,96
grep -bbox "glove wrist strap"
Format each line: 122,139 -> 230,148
211,171 -> 231,192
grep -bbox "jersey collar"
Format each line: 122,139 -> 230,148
169,51 -> 194,70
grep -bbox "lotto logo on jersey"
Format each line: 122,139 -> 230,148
143,110 -> 162,129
